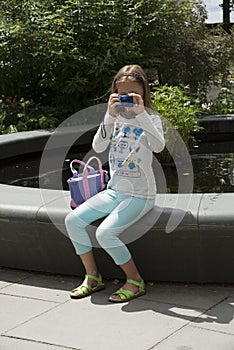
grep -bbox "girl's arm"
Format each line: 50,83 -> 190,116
92,93 -> 120,153
92,112 -> 115,153
136,111 -> 165,153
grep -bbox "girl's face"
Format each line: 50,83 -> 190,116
116,81 -> 144,100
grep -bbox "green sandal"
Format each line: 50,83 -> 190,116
109,279 -> 145,303
70,274 -> 105,299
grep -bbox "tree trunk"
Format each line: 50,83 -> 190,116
223,0 -> 231,33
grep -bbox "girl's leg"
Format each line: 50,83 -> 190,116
78,251 -> 100,288
96,195 -> 155,265
109,257 -> 146,302
65,190 -> 120,294
65,189 -> 120,256
95,195 -> 155,300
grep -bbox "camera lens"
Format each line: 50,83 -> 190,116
120,95 -> 128,102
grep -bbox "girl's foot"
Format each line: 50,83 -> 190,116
70,274 -> 105,299
109,279 -> 145,303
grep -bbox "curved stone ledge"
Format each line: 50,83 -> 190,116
0,127 -> 96,160
196,114 -> 234,142
1,182 -> 234,282
0,130 -> 234,282
197,114 -> 234,134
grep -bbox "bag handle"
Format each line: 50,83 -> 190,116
70,159 -> 94,177
82,156 -> 106,200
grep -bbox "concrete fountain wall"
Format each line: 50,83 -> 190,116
0,125 -> 234,283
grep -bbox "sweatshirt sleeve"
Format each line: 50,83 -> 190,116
92,112 -> 115,153
136,111 -> 165,153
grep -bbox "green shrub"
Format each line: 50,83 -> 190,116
0,0 -> 232,114
0,96 -> 60,134
152,85 -> 201,142
199,85 -> 234,115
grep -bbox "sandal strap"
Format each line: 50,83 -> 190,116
71,283 -> 92,296
85,274 -> 102,284
70,274 -> 104,298
126,279 -> 145,293
114,288 -> 135,300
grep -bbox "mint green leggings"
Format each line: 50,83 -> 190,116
65,189 -> 155,265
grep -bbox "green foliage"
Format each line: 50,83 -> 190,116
0,0 -> 142,110
151,84 -> 201,147
0,0 -> 233,111
0,96 -> 59,134
151,84 -> 203,162
130,0 -> 234,91
0,0 -> 233,135
199,85 -> 234,115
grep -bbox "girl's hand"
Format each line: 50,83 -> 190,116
128,93 -> 144,116
108,93 -> 120,117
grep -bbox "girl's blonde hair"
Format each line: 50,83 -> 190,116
111,64 -> 154,111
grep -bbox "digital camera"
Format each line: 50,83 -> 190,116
116,95 -> 134,108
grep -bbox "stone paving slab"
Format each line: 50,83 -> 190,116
0,268 -> 32,289
190,297 -> 234,334
0,294 -> 58,334
0,336 -> 75,350
145,282 -> 234,309
1,268 -> 234,350
3,293 -> 203,350
151,325 -> 234,350
0,273 -> 82,303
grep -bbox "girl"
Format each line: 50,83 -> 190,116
65,64 -> 165,302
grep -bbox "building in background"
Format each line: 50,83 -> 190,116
203,0 -> 234,24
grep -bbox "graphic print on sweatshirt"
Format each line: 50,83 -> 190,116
110,123 -> 143,177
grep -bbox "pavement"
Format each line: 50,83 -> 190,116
1,267 -> 234,350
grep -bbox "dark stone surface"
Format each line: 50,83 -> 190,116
1,129 -> 234,282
